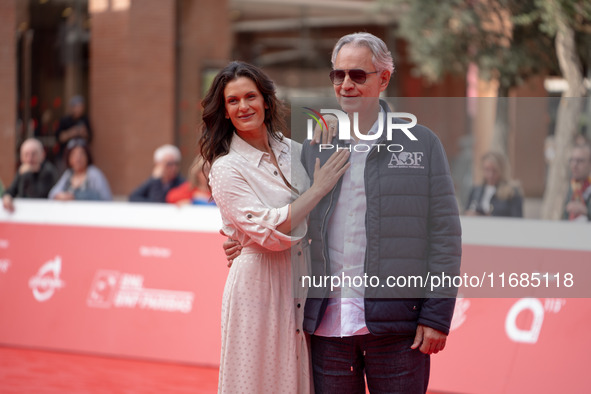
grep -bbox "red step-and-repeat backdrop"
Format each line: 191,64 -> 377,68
0,201 -> 226,366
1,200 -> 590,393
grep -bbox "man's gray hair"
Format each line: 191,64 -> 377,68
154,144 -> 181,163
331,32 -> 394,74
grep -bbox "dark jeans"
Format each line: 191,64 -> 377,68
311,333 -> 430,394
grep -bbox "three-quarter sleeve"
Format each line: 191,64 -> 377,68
209,161 -> 305,252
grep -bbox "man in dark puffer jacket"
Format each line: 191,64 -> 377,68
301,32 -> 462,394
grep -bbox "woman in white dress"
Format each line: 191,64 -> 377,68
200,61 -> 349,394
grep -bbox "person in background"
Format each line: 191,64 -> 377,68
48,139 -> 112,201
465,151 -> 523,217
129,144 -> 184,203
165,155 -> 214,206
563,142 -> 591,221
55,95 -> 92,168
2,138 -> 59,212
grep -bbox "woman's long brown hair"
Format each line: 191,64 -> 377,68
199,61 -> 287,168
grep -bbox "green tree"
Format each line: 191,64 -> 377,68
388,0 -> 554,91
533,0 -> 590,219
385,0 -> 555,170
385,0 -> 590,219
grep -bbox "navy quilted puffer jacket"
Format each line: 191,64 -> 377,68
301,100 -> 462,336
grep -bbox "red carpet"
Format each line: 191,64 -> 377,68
0,346 -> 444,393
0,346 -> 218,393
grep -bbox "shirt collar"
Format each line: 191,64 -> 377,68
230,132 -> 288,166
269,133 -> 289,160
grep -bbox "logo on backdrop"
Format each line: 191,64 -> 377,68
139,245 -> 171,258
87,270 -> 119,308
504,298 -> 565,344
28,256 -> 65,302
87,270 -> 194,313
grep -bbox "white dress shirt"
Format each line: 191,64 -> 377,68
314,109 -> 383,337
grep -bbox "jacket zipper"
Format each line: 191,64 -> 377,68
320,141 -> 348,279
363,141 -> 381,274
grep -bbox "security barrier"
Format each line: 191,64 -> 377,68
1,201 -> 590,392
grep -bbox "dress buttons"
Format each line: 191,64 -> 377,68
297,303 -> 301,308
297,251 -> 302,256
273,170 -> 278,176
296,329 -> 300,334
246,213 -> 252,219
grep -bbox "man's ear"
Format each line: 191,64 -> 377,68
379,70 -> 391,92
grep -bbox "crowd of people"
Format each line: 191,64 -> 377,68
2,111 -> 589,222
2,96 -> 213,212
463,144 -> 590,221
2,69 -> 590,222
1,135 -> 213,212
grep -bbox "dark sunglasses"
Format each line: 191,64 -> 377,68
329,69 -> 378,85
